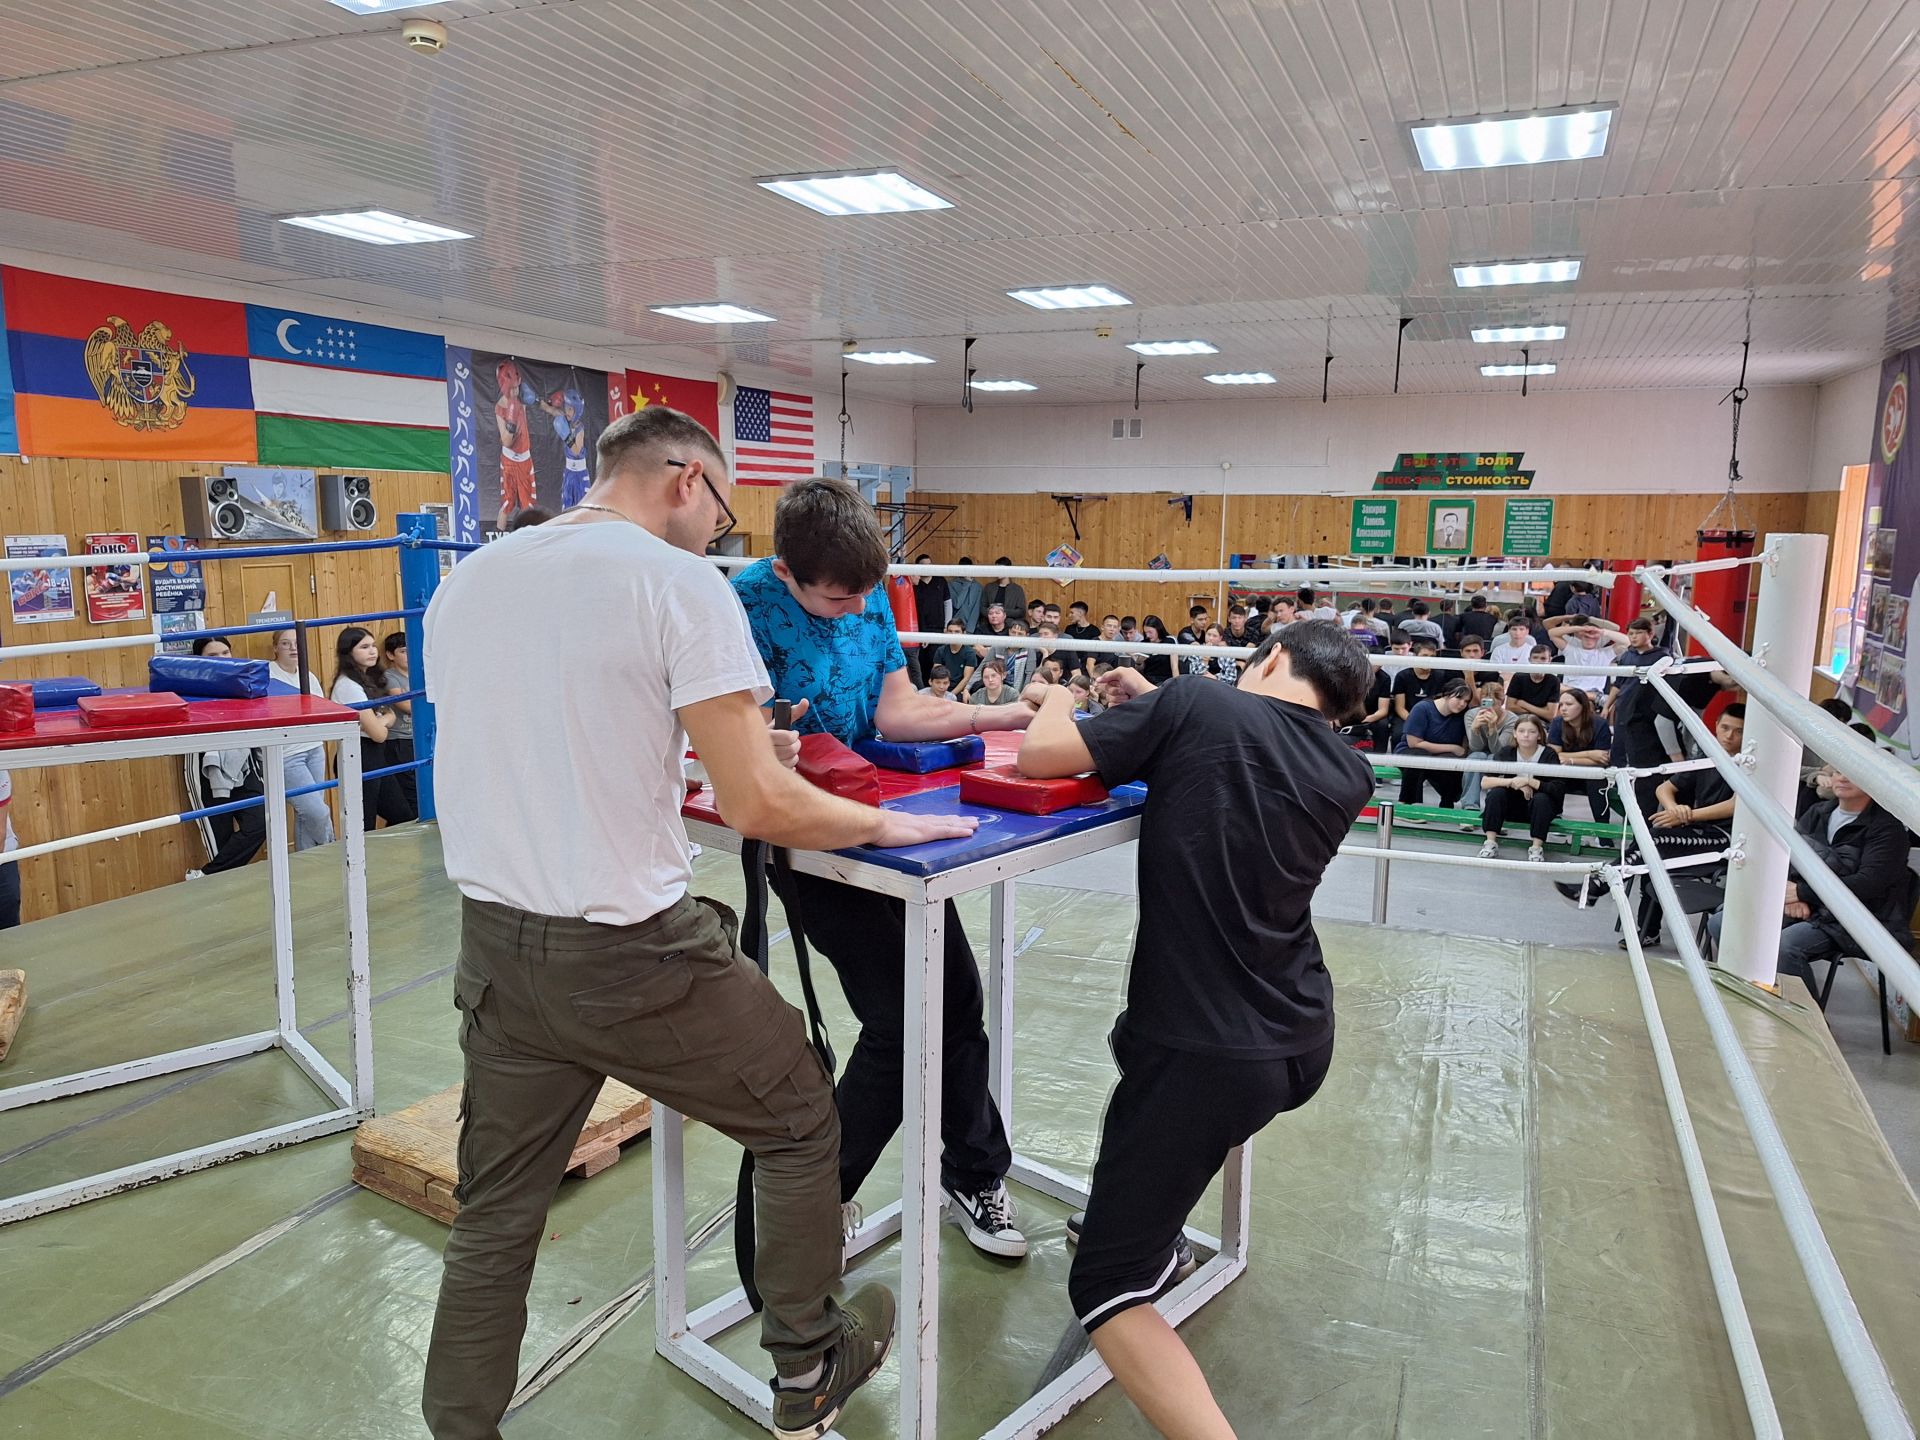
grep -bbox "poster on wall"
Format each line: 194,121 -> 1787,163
445,346 -> 613,543
421,502 -> 456,576
146,534 -> 206,653
1854,353 -> 1920,741
217,465 -> 318,541
1349,498 -> 1397,555
1426,499 -> 1475,555
6,535 -> 74,624
83,532 -> 147,624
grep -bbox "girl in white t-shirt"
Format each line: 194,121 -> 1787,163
269,629 -> 336,849
331,626 -> 417,831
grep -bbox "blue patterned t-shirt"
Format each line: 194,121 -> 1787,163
732,559 -> 906,744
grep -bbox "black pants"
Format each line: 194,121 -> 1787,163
1624,823 -> 1730,939
1070,1025 -> 1334,1332
355,738 -> 417,830
389,735 -> 419,817
203,781 -> 267,874
1481,784 -> 1557,841
0,859 -> 18,929
782,869 -> 1011,1201
1560,775 -> 1610,821
1398,764 -> 1463,808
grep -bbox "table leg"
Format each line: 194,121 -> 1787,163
653,1104 -> 688,1348
337,735 -> 373,1112
986,879 -> 1017,1129
900,892 -> 945,1438
264,742 -> 296,1039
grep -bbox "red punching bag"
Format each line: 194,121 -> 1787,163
1690,529 -> 1757,654
1606,559 -> 1644,630
886,575 -> 919,649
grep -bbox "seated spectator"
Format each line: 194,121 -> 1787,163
1298,587 -> 1338,621
1598,704 -> 1745,940
1707,761 -> 1912,996
1043,602 -> 1064,632
1038,656 -> 1066,686
1063,601 -> 1100,650
1456,635 -> 1489,702
1545,614 -> 1629,695
1392,641 -> 1446,720
969,658 -> 1021,706
1138,615 -> 1176,685
1504,646 -> 1560,725
1067,672 -> 1100,714
1463,679 -> 1508,807
1266,595 -> 1299,629
1099,613 -> 1124,654
1546,686 -> 1613,821
1489,615 -> 1535,668
1395,682 -> 1471,808
1478,714 -> 1560,863
919,664 -> 963,702
1182,624 -> 1240,683
1177,603 -> 1212,645
930,618 -> 977,694
1798,699 -> 1856,813
188,635 -> 268,878
1458,592 -> 1500,646
1003,621 -> 1035,690
1342,596 -> 1390,641
1378,633 -> 1415,679
1566,579 -> 1604,618
1338,658 -> 1393,754
1435,597 -> 1462,647
1026,598 -> 1048,631
1224,605 -> 1254,647
1397,600 -> 1444,645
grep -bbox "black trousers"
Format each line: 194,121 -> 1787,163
389,735 -> 420,817
203,781 -> 268,874
355,737 -> 418,830
0,859 -> 18,929
1070,1025 -> 1334,1332
1481,784 -> 1558,841
1624,823 -> 1731,938
1398,763 -> 1463,808
783,869 -> 1011,1201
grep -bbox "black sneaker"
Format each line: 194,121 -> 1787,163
1064,1211 -> 1198,1282
942,1178 -> 1028,1258
771,1283 -> 895,1440
1554,875 -> 1593,905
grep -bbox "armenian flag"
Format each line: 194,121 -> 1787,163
2,267 -> 256,461
246,306 -> 449,472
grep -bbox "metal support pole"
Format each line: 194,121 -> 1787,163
396,512 -> 443,822
900,893 -> 945,1438
264,740 -> 297,1038
986,880 -> 1017,1127
1718,534 -> 1826,987
1372,802 -> 1394,923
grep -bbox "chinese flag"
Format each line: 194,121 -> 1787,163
627,368 -> 721,440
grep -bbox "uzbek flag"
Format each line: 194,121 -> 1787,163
2,267 -> 257,461
247,307 -> 449,472
628,367 -> 721,440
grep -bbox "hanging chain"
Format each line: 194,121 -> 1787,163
838,367 -> 852,478
1704,300 -> 1754,532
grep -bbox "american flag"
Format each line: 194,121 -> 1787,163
732,385 -> 816,485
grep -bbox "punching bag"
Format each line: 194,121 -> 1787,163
1606,559 -> 1644,630
886,574 -> 919,649
1691,529 -> 1758,653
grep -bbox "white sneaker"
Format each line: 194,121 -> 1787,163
1527,844 -> 1546,862
1477,839 -> 1499,860
942,1179 -> 1027,1258
184,869 -> 205,880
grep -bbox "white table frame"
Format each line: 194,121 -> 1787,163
0,719 -> 373,1225
659,812 -> 1253,1438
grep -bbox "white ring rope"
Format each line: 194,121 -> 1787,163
708,555 -> 1618,587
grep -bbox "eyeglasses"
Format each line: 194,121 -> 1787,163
666,458 -> 737,541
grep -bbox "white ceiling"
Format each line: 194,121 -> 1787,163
1,0 -> 1917,403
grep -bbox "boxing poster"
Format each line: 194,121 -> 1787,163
1855,348 -> 1920,745
147,534 -> 206,653
6,534 -> 74,624
447,347 -> 612,542
83,532 -> 147,625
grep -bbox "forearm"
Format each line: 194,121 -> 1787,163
1017,687 -> 1095,777
727,767 -> 890,850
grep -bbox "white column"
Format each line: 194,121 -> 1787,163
1718,533 -> 1827,988
899,892 -> 945,1438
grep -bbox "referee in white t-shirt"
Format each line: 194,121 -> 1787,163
421,406 -> 975,1440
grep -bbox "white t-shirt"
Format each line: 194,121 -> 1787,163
1489,639 -> 1534,668
424,521 -> 770,926
1557,639 -> 1612,693
269,661 -> 327,759
0,769 -> 14,853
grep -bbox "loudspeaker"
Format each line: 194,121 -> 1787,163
320,474 -> 377,532
180,474 -> 249,539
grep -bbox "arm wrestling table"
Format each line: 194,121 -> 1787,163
0,692 -> 373,1224
664,734 -> 1256,1439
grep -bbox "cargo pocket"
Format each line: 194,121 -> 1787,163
567,957 -> 692,1028
733,1025 -> 835,1140
453,962 -> 512,1058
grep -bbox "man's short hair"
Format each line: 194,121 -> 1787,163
1244,618 -> 1369,720
994,555 -> 1013,567
1508,615 -> 1530,629
1722,702 -> 1746,720
595,404 -> 722,477
773,478 -> 890,592
1530,645 -> 1551,659
1627,617 -> 1655,634
1037,623 -> 1058,636
1470,594 -> 1488,609
1102,613 -> 1120,624
1189,604 -> 1209,618
1410,600 -> 1430,616
987,601 -> 1006,615
928,665 -> 950,682
1070,601 -> 1089,614
1460,638 -> 1485,654
1121,614 -> 1138,629
1414,640 -> 1438,655
916,553 -> 933,564
1229,604 -> 1248,618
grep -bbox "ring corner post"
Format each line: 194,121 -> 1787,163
397,512 -> 442,822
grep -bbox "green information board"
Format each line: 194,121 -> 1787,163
1503,497 -> 1555,557
1350,498 -> 1398,555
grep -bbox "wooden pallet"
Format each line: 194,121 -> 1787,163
351,1078 -> 652,1223
0,970 -> 24,1063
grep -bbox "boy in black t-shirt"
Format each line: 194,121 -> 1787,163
1391,640 -> 1444,719
1017,619 -> 1372,1440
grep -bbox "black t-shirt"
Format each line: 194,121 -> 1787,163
1506,671 -> 1559,713
1392,667 -> 1445,709
1064,622 -> 1100,642
1673,766 -> 1734,812
1362,667 -> 1392,716
1458,609 -> 1500,643
1078,677 -> 1373,1058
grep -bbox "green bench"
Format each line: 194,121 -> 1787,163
1352,801 -> 1626,856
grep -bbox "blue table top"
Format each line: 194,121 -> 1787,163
821,781 -> 1147,877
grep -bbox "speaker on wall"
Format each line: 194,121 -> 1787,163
320,474 -> 377,532
179,474 -> 248,539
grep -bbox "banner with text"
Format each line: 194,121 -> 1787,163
1854,353 -> 1920,738
1350,498 -> 1398,555
1502,498 -> 1555,557
1374,452 -> 1535,492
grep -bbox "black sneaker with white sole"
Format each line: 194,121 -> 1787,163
941,1178 -> 1028,1258
1064,1210 -> 1198,1282
771,1282 -> 895,1440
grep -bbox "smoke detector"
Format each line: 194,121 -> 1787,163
402,19 -> 448,52
1094,324 -> 1115,340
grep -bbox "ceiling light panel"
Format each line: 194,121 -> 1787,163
757,170 -> 953,215
1481,363 -> 1558,377
845,350 -> 935,364
1126,340 -> 1218,355
1452,259 -> 1582,288
326,0 -> 449,12
1412,107 -> 1614,172
968,379 -> 1037,391
1472,325 -> 1568,343
650,303 -> 776,324
1006,285 -> 1131,310
1203,372 -> 1277,385
279,210 -> 470,244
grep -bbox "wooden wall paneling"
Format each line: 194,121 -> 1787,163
0,457 -> 451,920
